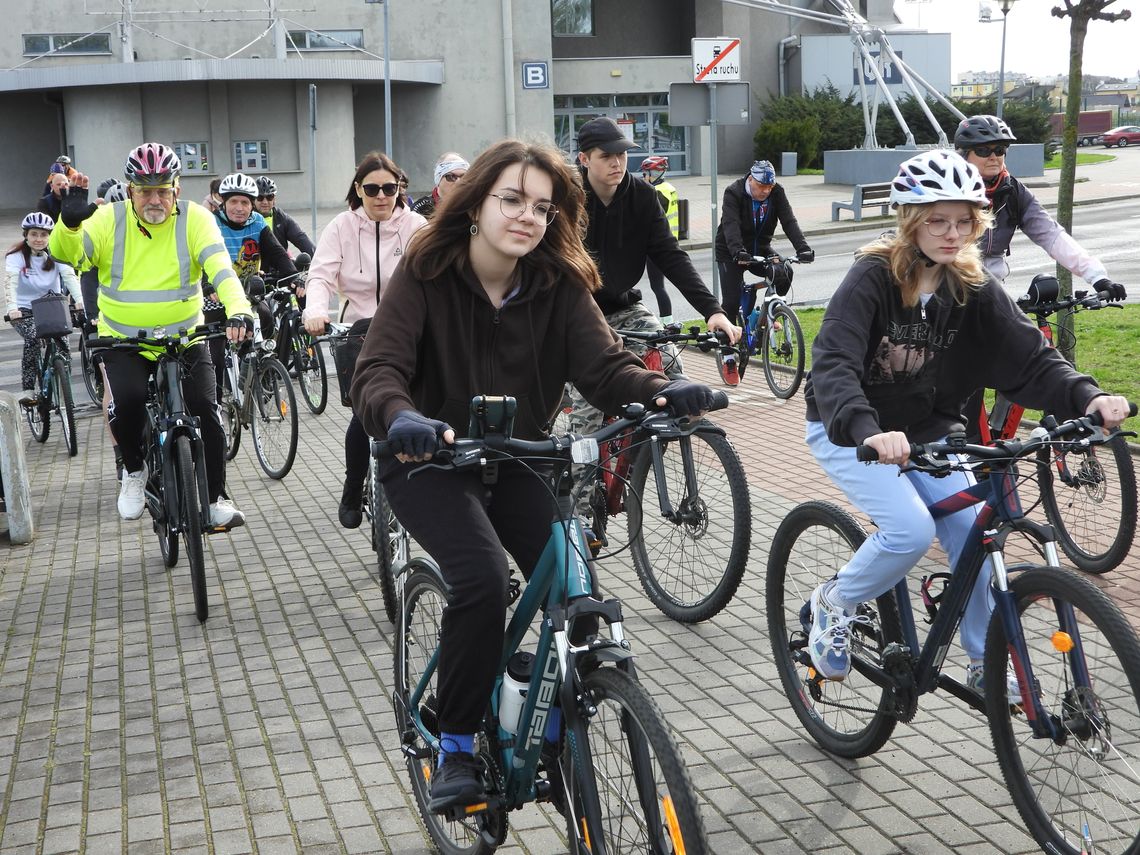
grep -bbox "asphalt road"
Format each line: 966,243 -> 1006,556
3,197 -> 1138,393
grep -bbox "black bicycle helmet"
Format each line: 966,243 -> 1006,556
769,259 -> 794,297
1019,273 -> 1059,308
954,115 -> 1017,149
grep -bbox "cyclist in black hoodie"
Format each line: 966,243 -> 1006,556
567,116 -> 737,436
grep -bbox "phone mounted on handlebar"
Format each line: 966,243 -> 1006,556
468,395 -> 517,440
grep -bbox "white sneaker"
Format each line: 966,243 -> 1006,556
117,464 -> 148,520
808,580 -> 869,681
208,498 -> 245,529
965,663 -> 1024,705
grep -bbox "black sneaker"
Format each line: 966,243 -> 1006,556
338,481 -> 363,529
428,752 -> 486,814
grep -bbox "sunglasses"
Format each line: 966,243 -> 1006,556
257,194 -> 275,202
359,182 -> 400,198
973,144 -> 1008,158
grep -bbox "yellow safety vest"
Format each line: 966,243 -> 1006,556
657,181 -> 679,239
49,200 -> 250,340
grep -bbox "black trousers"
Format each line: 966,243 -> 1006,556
717,259 -> 773,320
380,459 -> 560,734
102,344 -> 227,501
645,260 -> 672,318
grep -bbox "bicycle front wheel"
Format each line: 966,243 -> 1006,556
1037,437 -> 1137,574
175,436 -> 208,623
761,304 -> 805,399
985,565 -> 1140,855
52,356 -> 78,457
766,501 -> 901,758
627,426 -> 750,623
293,332 -> 328,415
395,564 -> 505,855
371,474 -> 406,624
564,667 -> 707,854
250,358 -> 298,480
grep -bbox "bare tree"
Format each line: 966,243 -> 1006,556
1051,0 -> 1131,362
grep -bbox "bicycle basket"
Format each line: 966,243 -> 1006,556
30,293 -> 71,339
329,317 -> 371,407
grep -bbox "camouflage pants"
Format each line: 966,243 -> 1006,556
564,301 -> 686,513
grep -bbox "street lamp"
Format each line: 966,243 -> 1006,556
980,0 -> 1018,119
365,0 -> 393,157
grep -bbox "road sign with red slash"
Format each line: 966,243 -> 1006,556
692,37 -> 742,83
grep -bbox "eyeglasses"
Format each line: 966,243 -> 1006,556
256,194 -> 275,202
923,216 -> 978,237
359,182 -> 400,198
972,144 -> 1008,158
489,193 -> 558,225
442,172 -> 465,183
131,185 -> 174,200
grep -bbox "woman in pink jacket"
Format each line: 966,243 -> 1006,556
304,151 -> 427,528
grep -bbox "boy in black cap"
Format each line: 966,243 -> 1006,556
566,117 -> 738,438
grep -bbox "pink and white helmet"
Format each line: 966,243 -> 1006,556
124,143 -> 181,185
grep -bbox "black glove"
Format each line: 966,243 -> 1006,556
797,248 -> 815,264
60,186 -> 99,229
734,249 -> 753,265
654,380 -> 717,418
1093,279 -> 1126,302
227,314 -> 254,334
72,309 -> 87,328
387,410 -> 453,459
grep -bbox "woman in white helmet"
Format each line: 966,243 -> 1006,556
800,150 -> 1130,692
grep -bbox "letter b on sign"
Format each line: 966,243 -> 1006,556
522,61 -> 549,90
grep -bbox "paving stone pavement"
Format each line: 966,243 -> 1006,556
2,352 -> 1138,854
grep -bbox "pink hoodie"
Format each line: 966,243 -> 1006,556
303,203 -> 427,325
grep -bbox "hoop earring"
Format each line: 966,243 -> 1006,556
469,223 -> 479,236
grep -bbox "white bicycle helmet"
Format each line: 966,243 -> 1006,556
21,211 -> 55,232
219,172 -> 258,200
103,181 -> 129,203
889,150 -> 987,207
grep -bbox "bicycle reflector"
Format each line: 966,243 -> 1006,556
572,438 -> 599,464
1051,631 -> 1075,653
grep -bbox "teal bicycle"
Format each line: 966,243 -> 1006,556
385,396 -> 711,854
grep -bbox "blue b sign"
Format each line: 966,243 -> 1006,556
854,50 -> 903,85
522,61 -> 549,89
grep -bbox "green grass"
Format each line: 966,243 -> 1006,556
689,302 -> 1140,434
1044,151 -> 1114,169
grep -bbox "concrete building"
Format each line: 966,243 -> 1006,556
1,0 -> 916,212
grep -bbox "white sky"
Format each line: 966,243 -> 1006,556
893,0 -> 1140,81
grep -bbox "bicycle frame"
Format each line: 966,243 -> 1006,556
856,453 -> 1086,741
146,354 -> 210,535
738,281 -> 784,357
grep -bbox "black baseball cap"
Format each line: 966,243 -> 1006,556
577,117 -> 638,154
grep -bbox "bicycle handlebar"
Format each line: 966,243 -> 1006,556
855,402 -> 1138,465
86,322 -> 228,353
373,395 -> 729,464
614,324 -> 729,352
1016,288 -> 1123,318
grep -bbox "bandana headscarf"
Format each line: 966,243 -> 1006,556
434,158 -> 470,188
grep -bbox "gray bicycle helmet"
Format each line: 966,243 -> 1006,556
255,175 -> 277,196
21,211 -> 55,232
103,181 -> 129,203
890,150 -> 987,207
954,115 -> 1017,149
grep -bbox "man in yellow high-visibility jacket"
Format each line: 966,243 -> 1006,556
640,155 -> 680,324
51,143 -> 253,527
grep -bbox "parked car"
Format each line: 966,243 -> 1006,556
1103,126 -> 1140,147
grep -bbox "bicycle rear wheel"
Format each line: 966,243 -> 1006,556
175,436 -> 208,623
985,565 -> 1140,855
1037,436 -> 1137,574
563,667 -> 707,854
761,304 -> 805,399
293,332 -> 328,415
250,358 -> 298,480
626,426 -> 750,623
371,472 -> 407,624
394,564 -> 505,855
221,364 -> 241,460
52,356 -> 78,457
766,501 -> 902,758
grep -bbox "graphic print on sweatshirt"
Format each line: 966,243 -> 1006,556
865,302 -> 960,386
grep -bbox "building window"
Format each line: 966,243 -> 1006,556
23,33 -> 112,56
234,141 -> 269,171
554,94 -> 690,174
174,142 -> 210,174
286,29 -> 364,51
552,0 -> 593,36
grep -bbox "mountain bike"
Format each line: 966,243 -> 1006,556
767,406 -> 1140,855
266,260 -> 328,415
220,279 -> 298,480
568,324 -> 751,623
5,304 -> 78,458
89,324 -> 232,623
717,254 -> 805,399
387,396 -> 711,855
968,283 -> 1136,574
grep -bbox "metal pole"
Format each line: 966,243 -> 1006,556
709,82 -> 720,301
383,0 -> 393,156
997,11 -> 1008,119
309,85 -> 318,238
